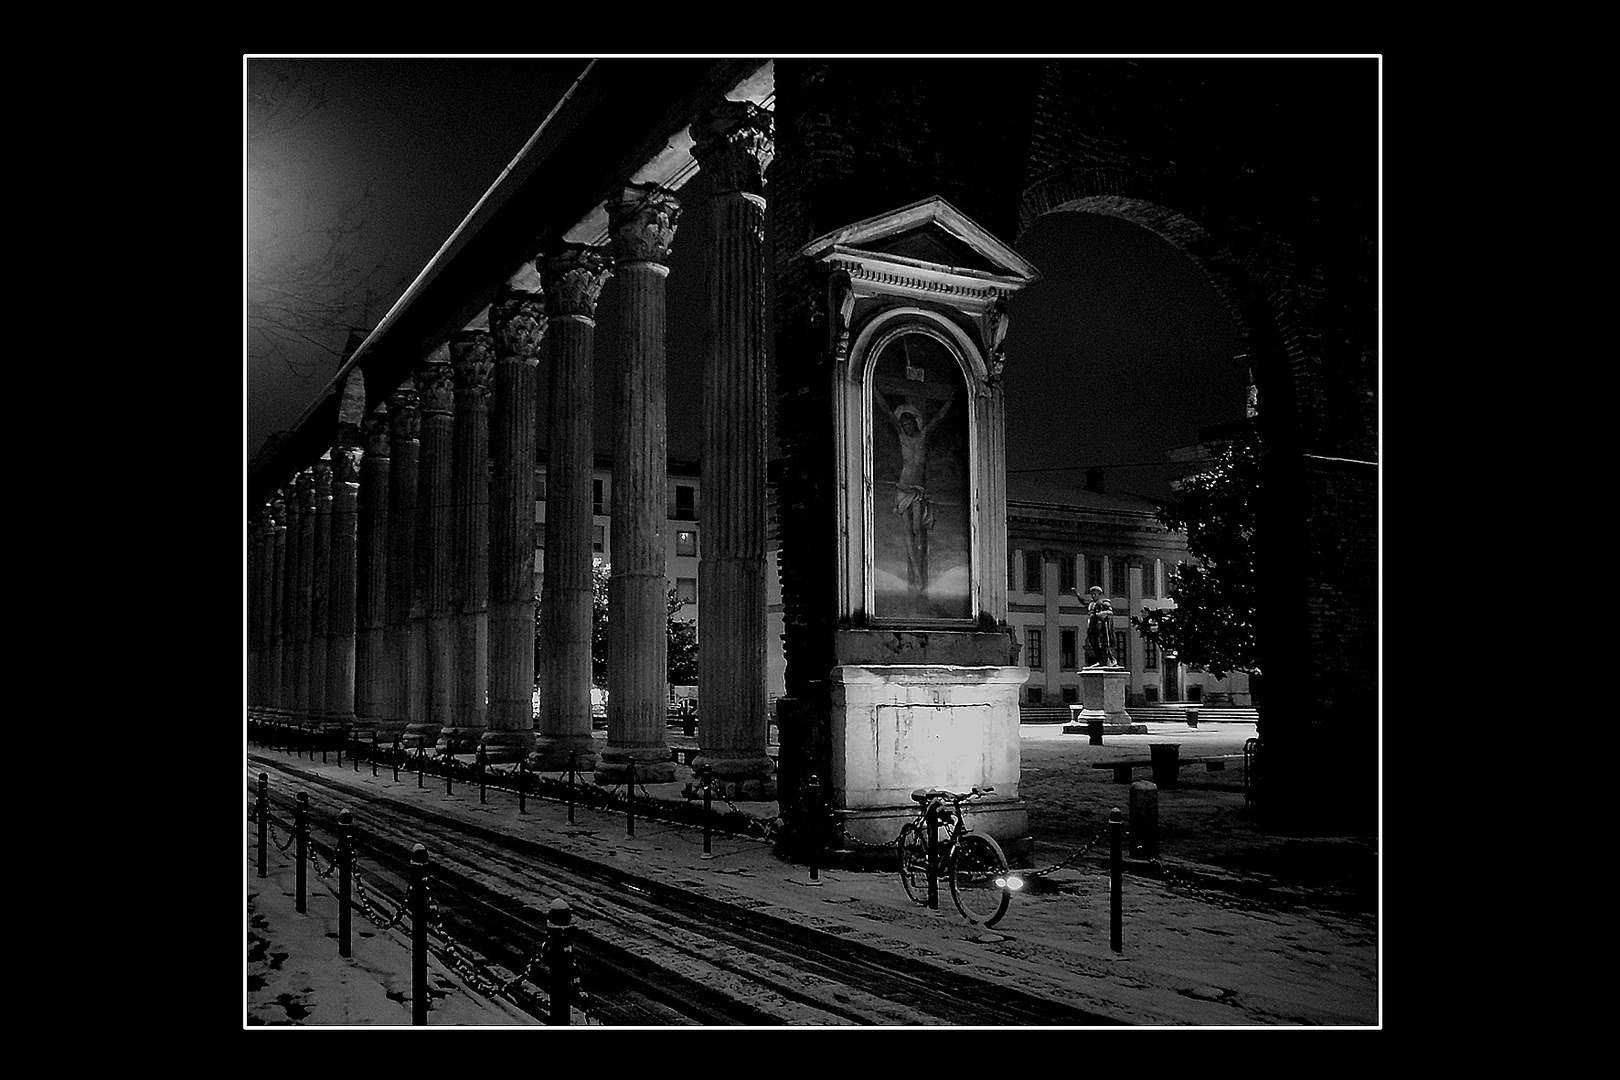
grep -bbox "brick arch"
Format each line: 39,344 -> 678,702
1015,174 -> 1323,451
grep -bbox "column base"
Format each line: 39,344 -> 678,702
527,735 -> 600,773
594,746 -> 676,785
437,726 -> 483,754
479,728 -> 534,764
691,752 -> 777,801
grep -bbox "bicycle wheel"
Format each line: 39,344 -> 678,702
897,822 -> 931,906
949,832 -> 1011,927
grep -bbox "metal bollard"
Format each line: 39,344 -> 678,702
806,773 -> 824,886
924,795 -> 939,911
417,746 -> 424,789
295,792 -> 309,914
546,899 -> 575,1026
626,761 -> 636,837
518,758 -> 527,815
411,845 -> 429,1026
445,748 -> 454,796
335,730 -> 342,767
393,735 -> 401,783
1109,806 -> 1123,953
257,773 -> 268,879
338,809 -> 352,958
477,746 -> 487,804
702,771 -> 712,856
567,752 -> 576,824
372,732 -> 379,778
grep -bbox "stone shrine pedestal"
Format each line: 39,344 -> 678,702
1063,666 -> 1145,736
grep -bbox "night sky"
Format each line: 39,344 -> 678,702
246,57 -> 1283,502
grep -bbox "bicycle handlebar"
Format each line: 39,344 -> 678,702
910,785 -> 995,805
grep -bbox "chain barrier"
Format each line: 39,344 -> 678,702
1022,824 -> 1109,879
306,835 -> 340,881
352,863 -> 409,931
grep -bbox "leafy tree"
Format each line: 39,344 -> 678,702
1132,421 -> 1261,680
666,588 -> 699,686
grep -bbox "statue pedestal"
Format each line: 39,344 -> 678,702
1063,666 -> 1144,736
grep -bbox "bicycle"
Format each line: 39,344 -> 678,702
897,786 -> 1023,927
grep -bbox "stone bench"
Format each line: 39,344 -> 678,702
1090,753 -> 1243,785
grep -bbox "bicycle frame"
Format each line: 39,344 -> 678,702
900,787 -> 1023,925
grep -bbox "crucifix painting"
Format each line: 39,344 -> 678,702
869,328 -> 971,621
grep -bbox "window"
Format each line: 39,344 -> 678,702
675,484 -> 696,521
1142,634 -> 1158,670
1008,551 -> 1017,590
1061,685 -> 1078,705
1113,630 -> 1128,669
537,474 -> 548,503
1025,552 -> 1043,594
1060,628 -> 1078,670
675,577 -> 697,605
1086,556 -> 1103,592
1142,558 -> 1157,599
592,524 -> 605,553
1110,558 -> 1129,597
1027,686 -> 1044,705
1144,686 -> 1159,703
593,478 -> 606,516
1059,554 -> 1077,593
676,530 -> 697,557
1026,628 -> 1044,669
1164,561 -> 1178,595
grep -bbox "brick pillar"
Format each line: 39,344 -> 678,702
410,354 -> 455,749
292,468 -> 316,720
483,289 -> 545,763
600,185 -> 681,785
354,403 -> 390,734
386,382 -> 420,741
693,104 -> 776,795
442,332 -> 494,753
308,455 -> 332,722
531,247 -> 611,771
324,437 -> 362,732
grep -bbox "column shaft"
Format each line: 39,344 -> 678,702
532,248 -> 611,770
268,497 -> 286,714
387,384 -> 421,741
308,457 -> 332,720
410,357 -> 455,748
485,292 -> 544,762
355,406 -> 390,732
293,470 -> 316,719
442,333 -> 493,752
325,443 -> 361,728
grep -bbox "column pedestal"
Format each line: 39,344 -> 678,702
1064,666 -> 1145,735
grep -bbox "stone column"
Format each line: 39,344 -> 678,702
442,331 -> 494,753
308,454 -> 332,721
600,185 -> 681,785
268,492 -> 287,716
354,403 -> 390,734
693,104 -> 776,796
324,438 -> 362,731
410,353 -> 455,749
293,468 -> 317,720
387,382 -> 421,741
532,247 -> 612,771
247,513 -> 265,713
483,290 -> 545,763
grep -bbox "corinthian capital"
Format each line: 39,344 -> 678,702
363,403 -> 390,459
331,443 -> 362,486
388,380 -> 421,440
542,245 -> 613,320
694,102 -> 774,197
296,468 -> 317,511
608,184 -> 681,266
450,331 -> 496,406
313,454 -> 333,499
416,357 -> 454,418
489,288 -> 547,364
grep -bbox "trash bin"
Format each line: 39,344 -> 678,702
1186,708 -> 1199,728
1087,719 -> 1104,746
1149,743 -> 1181,788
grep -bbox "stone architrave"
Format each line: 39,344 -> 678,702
692,104 -> 776,797
386,382 -> 421,741
409,353 -> 455,749
600,185 -> 681,785
531,247 -> 611,771
292,468 -> 317,721
309,454 -> 332,722
355,402 -> 390,734
442,331 -> 495,753
483,290 -> 546,763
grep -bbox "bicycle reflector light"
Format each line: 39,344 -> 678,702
996,874 -> 1025,892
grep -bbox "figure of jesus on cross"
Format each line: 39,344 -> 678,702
875,387 -> 953,596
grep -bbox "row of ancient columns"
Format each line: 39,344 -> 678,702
248,103 -> 775,792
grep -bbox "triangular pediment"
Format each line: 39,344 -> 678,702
801,196 -> 1040,286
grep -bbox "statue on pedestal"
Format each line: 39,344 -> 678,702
1080,585 -> 1117,667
